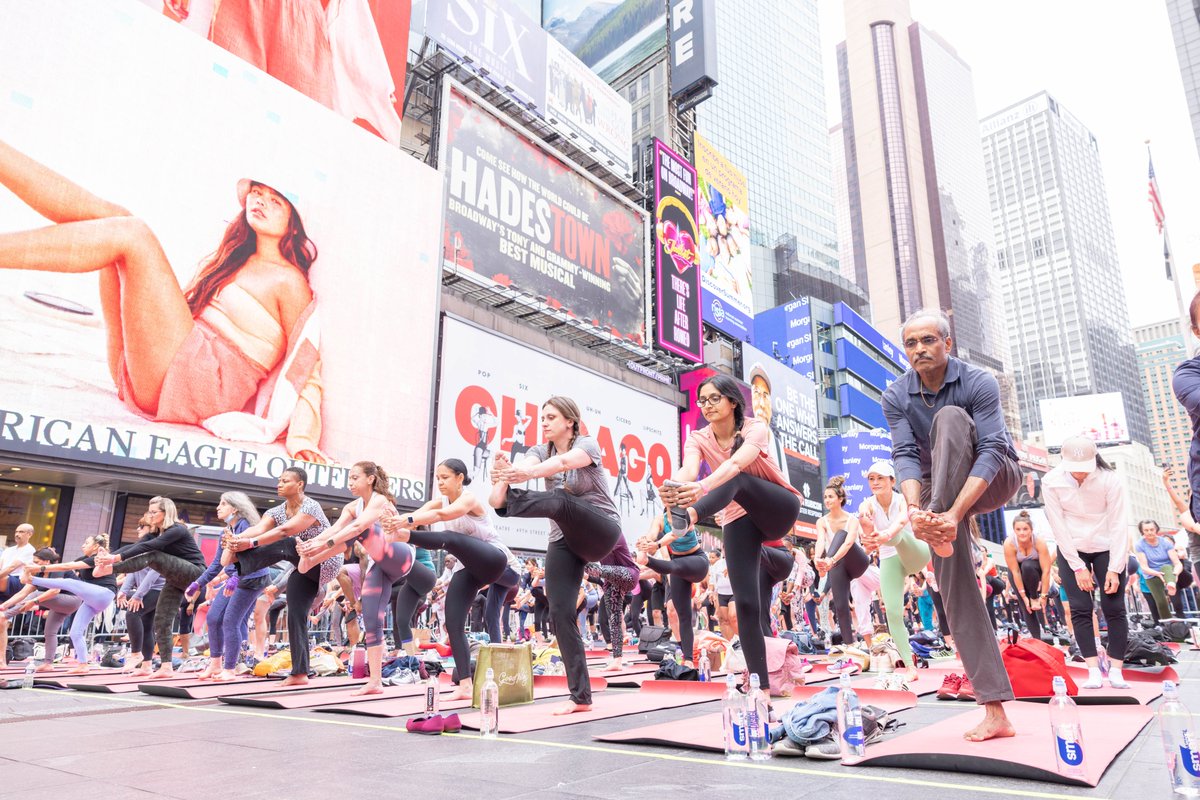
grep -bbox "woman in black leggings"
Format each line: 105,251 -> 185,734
636,512 -> 708,665
662,375 -> 802,690
759,539 -> 795,636
490,396 -> 621,715
814,476 -> 869,647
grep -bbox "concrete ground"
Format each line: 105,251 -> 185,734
0,655 -> 1178,800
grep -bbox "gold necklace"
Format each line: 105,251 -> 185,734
919,382 -> 937,409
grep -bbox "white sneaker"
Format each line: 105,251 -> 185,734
1081,668 -> 1103,690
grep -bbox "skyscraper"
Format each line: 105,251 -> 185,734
836,0 -> 1015,431
981,93 -> 1151,447
1134,318 -> 1191,496
1166,0 -> 1200,161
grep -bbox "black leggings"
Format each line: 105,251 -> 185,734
631,579 -> 655,634
1057,550 -> 1127,660
930,587 -> 951,638
532,592 -> 550,637
644,550 -> 708,660
127,589 -> 160,660
820,529 -> 869,647
688,472 -> 800,689
236,538 -> 322,676
390,560 -> 437,646
111,552 -> 204,668
1018,559 -> 1043,640
267,598 -> 287,635
406,530 -> 510,683
361,543 -> 414,649
759,545 -> 794,636
984,575 -> 1006,631
498,487 -> 621,705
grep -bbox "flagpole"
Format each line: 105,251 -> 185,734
1147,140 -> 1191,340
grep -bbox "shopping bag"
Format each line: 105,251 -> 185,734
472,642 -> 534,708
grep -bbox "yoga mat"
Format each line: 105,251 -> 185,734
314,675 -> 609,718
593,686 -> 918,753
1066,664 -> 1178,684
455,680 -> 724,733
846,701 -> 1153,787
141,675 -> 354,700
70,673 -> 274,694
220,680 -> 446,709
605,670 -> 728,688
33,670 -> 210,689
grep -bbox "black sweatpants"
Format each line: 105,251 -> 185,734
1057,549 -> 1127,660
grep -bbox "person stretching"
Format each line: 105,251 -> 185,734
662,375 -> 802,692
636,511 -> 707,665
384,459 -> 520,700
1,548 -> 83,670
814,476 -> 869,648
25,534 -> 119,674
1002,510 -> 1052,641
489,396 -> 622,714
584,536 -> 640,670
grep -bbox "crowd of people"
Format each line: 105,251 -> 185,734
2,304 -> 1200,743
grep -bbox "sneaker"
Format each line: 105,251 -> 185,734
797,658 -> 815,674
956,677 -> 976,702
930,648 -> 955,659
936,673 -> 962,700
804,735 -> 842,760
773,737 -> 806,757
827,658 -> 861,676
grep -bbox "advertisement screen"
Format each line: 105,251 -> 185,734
1039,392 -> 1132,449
0,2 -> 441,502
652,140 -> 702,362
753,299 -> 815,381
741,345 -> 822,535
823,429 -> 895,513
137,0 -> 411,147
694,132 -> 753,342
436,317 -> 680,552
442,86 -> 648,345
678,368 -> 750,481
543,0 -> 666,83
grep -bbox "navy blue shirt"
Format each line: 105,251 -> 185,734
1173,353 -> 1200,527
881,356 -> 1018,485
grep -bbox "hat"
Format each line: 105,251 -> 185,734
747,363 -> 771,390
237,177 -> 309,227
866,460 -> 895,479
1059,435 -> 1098,473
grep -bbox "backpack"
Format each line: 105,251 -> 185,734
10,639 -> 34,662
637,625 -> 671,654
645,640 -> 680,663
780,630 -> 816,655
1161,618 -> 1191,643
764,636 -> 808,696
1125,632 -> 1177,666
1000,633 -> 1078,697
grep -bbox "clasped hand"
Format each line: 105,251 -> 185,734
909,508 -> 959,546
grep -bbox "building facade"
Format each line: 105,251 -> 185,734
1167,0 -> 1200,162
1134,319 -> 1191,499
981,93 -> 1151,447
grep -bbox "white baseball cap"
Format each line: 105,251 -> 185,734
1059,435 -> 1097,473
866,460 -> 896,479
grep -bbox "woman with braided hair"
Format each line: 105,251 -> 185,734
489,396 -> 622,715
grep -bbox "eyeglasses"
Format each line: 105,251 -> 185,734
697,394 -> 725,407
903,335 -> 943,349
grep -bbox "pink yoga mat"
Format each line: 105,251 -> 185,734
70,673 -> 275,694
313,675 -> 609,718
33,670 -> 227,689
141,675 -> 356,700
846,701 -> 1153,787
220,680 -> 446,709
593,686 -> 918,753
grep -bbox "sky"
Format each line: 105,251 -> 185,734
818,0 -> 1200,328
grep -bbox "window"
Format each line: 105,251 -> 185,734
0,481 -> 66,551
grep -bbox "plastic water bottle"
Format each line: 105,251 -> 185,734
1049,675 -> 1086,780
1095,638 -> 1110,677
722,673 -> 748,760
1160,680 -> 1200,795
479,668 -> 500,739
837,672 -> 865,758
675,646 -> 685,664
349,645 -> 366,679
746,673 -> 772,760
423,674 -> 440,715
21,660 -> 36,689
698,651 -> 711,682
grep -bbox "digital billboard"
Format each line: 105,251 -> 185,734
1039,392 -> 1132,449
441,85 -> 648,345
694,132 -> 753,342
436,317 -> 679,551
741,344 -> 822,535
652,139 -> 702,362
823,429 -> 895,512
753,299 -> 815,381
0,2 -> 441,502
543,0 -> 666,83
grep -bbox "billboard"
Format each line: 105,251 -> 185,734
741,345 -> 822,536
753,299 -> 815,381
678,368 -> 749,479
823,429 -> 895,513
137,0 -> 411,147
834,302 -> 909,371
1002,507 -> 1056,551
0,1 -> 441,502
441,85 -> 648,345
436,317 -> 680,551
652,140 -> 702,362
1039,392 -> 1131,449
543,0 -> 666,83
668,0 -> 719,101
694,132 -> 753,342
427,0 -> 633,177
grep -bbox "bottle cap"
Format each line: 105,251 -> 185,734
726,672 -> 737,687
839,672 -> 851,686
749,673 -> 761,688
485,668 -> 494,680
1052,675 -> 1066,693
1165,680 -> 1177,693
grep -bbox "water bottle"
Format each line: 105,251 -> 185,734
22,660 -> 36,689
837,672 -> 865,758
1049,675 -> 1086,780
424,674 -> 440,716
1160,680 -> 1200,796
662,647 -> 676,667
479,668 -> 500,739
746,673 -> 772,760
1095,638 -> 1110,677
698,651 -> 711,682
722,673 -> 748,760
675,646 -> 685,665
349,645 -> 366,679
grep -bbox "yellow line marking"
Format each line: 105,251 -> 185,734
20,688 -> 1091,799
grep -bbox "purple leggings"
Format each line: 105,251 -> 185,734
31,577 -> 114,662
206,576 -> 268,669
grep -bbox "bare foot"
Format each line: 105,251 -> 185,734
123,657 -> 144,673
280,674 -> 309,687
551,701 -> 591,716
211,669 -> 237,682
130,666 -> 153,677
963,704 -> 1015,742
448,682 -> 473,701
66,664 -> 90,675
33,663 -> 57,673
149,666 -> 175,679
933,543 -> 953,558
905,669 -> 919,682
603,660 -> 627,672
195,664 -> 219,681
351,681 -> 384,696
297,555 -> 316,574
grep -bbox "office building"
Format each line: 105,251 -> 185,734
1134,319 -> 1191,498
1167,0 -> 1200,161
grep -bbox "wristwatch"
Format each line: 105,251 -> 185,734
407,515 -> 415,526
250,538 -> 259,548
325,539 -> 336,549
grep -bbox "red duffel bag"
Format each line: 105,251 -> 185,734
1000,631 -> 1078,697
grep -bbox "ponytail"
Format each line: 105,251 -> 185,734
353,460 -> 396,505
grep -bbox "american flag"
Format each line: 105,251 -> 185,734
1149,157 -> 1165,233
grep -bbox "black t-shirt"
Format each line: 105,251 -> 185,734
78,555 -> 118,593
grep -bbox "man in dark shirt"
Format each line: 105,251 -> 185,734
1172,291 -> 1200,568
882,309 -> 1021,742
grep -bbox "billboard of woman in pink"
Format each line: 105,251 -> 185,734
0,140 -> 325,462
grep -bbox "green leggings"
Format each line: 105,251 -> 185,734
880,528 -> 931,667
1146,563 -> 1178,620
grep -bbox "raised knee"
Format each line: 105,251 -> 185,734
108,216 -> 161,261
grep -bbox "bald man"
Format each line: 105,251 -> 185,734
0,524 -> 34,575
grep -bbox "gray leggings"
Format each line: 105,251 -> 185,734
39,592 -> 83,661
111,552 -> 203,666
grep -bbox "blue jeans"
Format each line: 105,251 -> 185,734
207,576 -> 268,669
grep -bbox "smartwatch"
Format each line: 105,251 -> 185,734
326,539 -> 336,549
250,538 -> 259,548
407,515 -> 415,526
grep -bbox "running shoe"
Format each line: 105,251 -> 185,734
930,648 -> 955,659
804,735 -> 842,760
936,673 -> 962,700
797,658 -> 815,674
956,677 -> 976,702
826,658 -> 861,676
772,737 -> 806,757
